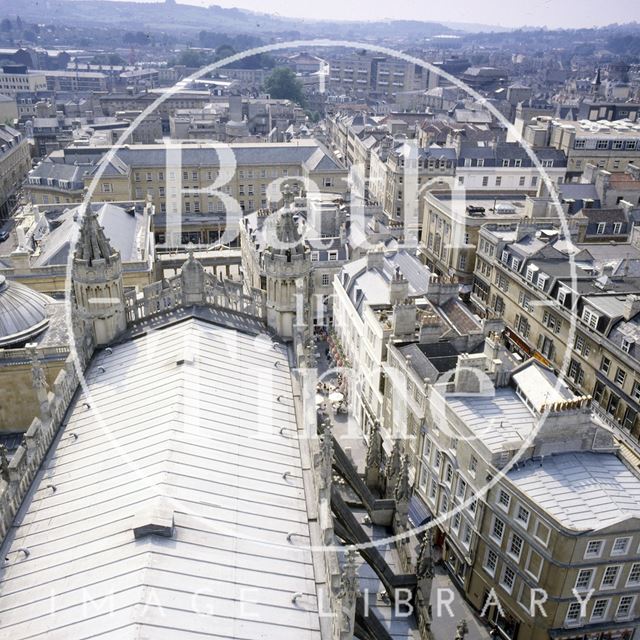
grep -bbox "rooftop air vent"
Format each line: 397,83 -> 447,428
132,502 -> 175,539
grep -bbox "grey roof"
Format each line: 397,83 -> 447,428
33,202 -> 147,267
392,142 -> 457,162
0,318 -> 324,639
29,160 -> 88,185
582,294 -> 628,320
340,250 -> 431,316
0,275 -> 53,347
507,452 -> 640,531
445,387 -> 536,454
398,343 -> 440,381
85,141 -> 344,174
579,208 -> 627,224
457,143 -> 566,167
418,341 -> 475,374
558,182 -> 600,202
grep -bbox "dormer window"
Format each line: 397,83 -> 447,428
525,264 -> 538,283
501,250 -> 509,264
622,337 -> 634,353
537,273 -> 549,291
511,257 -> 520,271
582,308 -> 599,330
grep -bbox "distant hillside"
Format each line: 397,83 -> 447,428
0,0 -> 458,39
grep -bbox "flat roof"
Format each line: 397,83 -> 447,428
508,452 -> 640,531
445,387 -> 535,454
0,318 -> 324,639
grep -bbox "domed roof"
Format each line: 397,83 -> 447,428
0,275 -> 54,347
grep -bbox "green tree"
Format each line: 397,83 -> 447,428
92,53 -> 126,66
176,49 -> 209,68
264,67 -> 305,106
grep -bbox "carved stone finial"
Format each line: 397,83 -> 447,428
334,547 -> 360,638
416,529 -> 435,580
455,619 -> 469,640
385,437 -> 403,497
28,346 -> 48,392
394,454 -> 410,504
319,424 -> 334,491
365,421 -> 382,470
0,445 -> 9,482
340,548 -> 359,598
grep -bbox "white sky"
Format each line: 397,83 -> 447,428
170,0 -> 639,29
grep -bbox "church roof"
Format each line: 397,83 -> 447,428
0,318 -> 324,639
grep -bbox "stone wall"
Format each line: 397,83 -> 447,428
0,354 -> 80,543
0,348 -> 68,432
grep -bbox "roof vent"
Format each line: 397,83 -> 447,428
132,501 -> 175,539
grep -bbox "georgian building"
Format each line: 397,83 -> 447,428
332,246 -> 493,438
368,143 -> 457,221
454,143 -> 567,195
524,118 -> 640,180
471,222 -> 640,440
23,140 -> 347,247
0,125 -> 30,220
383,339 -> 640,640
419,192 -> 558,287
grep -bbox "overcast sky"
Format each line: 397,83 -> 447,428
171,0 -> 638,29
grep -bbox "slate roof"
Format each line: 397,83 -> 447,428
82,141 -> 345,176
457,143 -> 566,167
28,160 -> 88,186
340,250 -> 431,316
33,202 -> 148,267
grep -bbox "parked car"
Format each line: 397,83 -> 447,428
0,230 -> 9,242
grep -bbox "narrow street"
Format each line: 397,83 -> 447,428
313,335 -> 491,639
